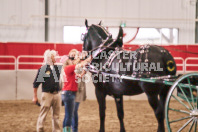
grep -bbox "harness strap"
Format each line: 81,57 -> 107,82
99,49 -> 124,74
88,63 -> 177,82
108,50 -> 123,68
132,45 -> 150,77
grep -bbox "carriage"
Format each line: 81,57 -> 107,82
115,71 -> 198,132
82,20 -> 198,132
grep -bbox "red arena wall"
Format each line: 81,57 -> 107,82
0,42 -> 198,72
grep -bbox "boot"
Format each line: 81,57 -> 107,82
63,127 -> 71,132
63,127 -> 66,132
66,127 -> 71,132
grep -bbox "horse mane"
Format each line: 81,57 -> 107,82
91,24 -> 109,39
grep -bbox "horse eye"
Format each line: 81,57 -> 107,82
81,34 -> 85,41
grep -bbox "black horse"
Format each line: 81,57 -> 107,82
82,20 -> 176,132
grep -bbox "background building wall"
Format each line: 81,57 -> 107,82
0,0 -> 196,44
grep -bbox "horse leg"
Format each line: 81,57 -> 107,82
158,86 -> 170,129
95,88 -> 106,132
114,96 -> 125,132
147,94 -> 165,132
159,86 -> 170,109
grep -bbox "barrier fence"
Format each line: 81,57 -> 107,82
17,55 -> 44,70
5,55 -> 195,72
185,57 -> 198,72
0,55 -> 197,100
0,56 -> 16,70
174,57 -> 185,73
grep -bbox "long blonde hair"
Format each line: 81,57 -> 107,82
69,49 -> 78,56
62,49 -> 80,68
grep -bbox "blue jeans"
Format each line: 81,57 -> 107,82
72,102 -> 80,132
61,91 -> 76,128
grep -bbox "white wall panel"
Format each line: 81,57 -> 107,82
80,0 -> 106,17
17,70 -> 42,100
0,70 -> 147,100
0,0 -> 44,42
0,0 -> 196,43
0,71 -> 16,100
124,0 -> 140,18
105,0 -> 123,18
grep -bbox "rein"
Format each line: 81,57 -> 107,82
165,47 -> 198,55
87,63 -> 177,82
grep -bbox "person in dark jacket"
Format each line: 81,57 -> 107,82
32,49 -> 62,132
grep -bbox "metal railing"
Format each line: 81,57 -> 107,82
184,57 -> 198,72
0,56 -> 16,70
16,55 -> 44,70
174,57 -> 185,73
0,55 -> 198,100
0,55 -> 197,73
0,56 -> 17,99
1,55 -> 198,73
16,55 -> 63,70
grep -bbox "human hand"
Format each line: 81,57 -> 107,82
76,74 -> 82,78
32,96 -> 38,104
76,63 -> 83,69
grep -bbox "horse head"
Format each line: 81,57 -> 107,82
82,19 -> 123,52
82,19 -> 109,51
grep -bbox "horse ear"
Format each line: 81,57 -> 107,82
115,26 -> 123,47
85,19 -> 88,28
98,21 -> 102,25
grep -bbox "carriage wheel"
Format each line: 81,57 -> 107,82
165,72 -> 198,132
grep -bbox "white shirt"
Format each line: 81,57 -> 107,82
50,65 -> 54,70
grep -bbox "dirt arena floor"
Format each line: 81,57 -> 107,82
0,100 -> 193,132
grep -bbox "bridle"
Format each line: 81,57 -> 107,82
81,27 -> 116,59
